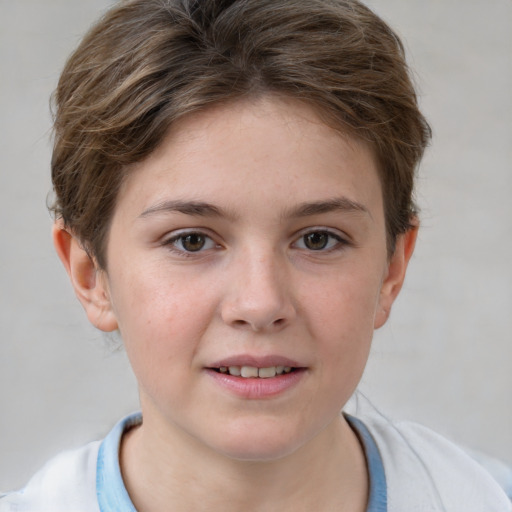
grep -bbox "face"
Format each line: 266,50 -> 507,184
71,96 -> 411,461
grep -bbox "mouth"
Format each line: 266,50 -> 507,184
211,365 -> 297,378
206,358 -> 306,398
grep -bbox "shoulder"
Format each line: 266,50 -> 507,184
350,399 -> 512,512
0,441 -> 101,512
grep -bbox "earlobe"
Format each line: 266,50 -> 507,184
374,224 -> 418,329
52,221 -> 118,332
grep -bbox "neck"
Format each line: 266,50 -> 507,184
120,409 -> 368,512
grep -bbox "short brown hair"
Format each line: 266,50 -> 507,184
51,0 -> 431,268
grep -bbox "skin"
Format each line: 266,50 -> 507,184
54,96 -> 417,511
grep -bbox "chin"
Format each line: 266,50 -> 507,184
206,419 -> 309,462
218,441 -> 301,463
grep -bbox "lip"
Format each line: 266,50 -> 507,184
205,354 -> 307,399
208,354 -> 302,369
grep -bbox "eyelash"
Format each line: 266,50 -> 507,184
161,228 -> 349,257
162,231 -> 218,257
293,229 -> 349,253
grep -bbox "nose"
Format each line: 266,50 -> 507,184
220,249 -> 296,332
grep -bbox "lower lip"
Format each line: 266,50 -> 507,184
205,369 -> 307,399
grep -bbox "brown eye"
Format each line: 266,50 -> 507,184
166,231 -> 217,255
303,232 -> 329,250
181,234 -> 206,252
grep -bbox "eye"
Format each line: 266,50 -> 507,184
294,230 -> 345,251
165,232 -> 217,253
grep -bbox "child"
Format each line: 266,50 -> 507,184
1,0 -> 510,510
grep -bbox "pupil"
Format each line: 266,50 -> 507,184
305,232 -> 328,250
183,234 -> 205,251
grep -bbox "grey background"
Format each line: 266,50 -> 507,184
1,0 -> 511,490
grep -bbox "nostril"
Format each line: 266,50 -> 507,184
229,317 -> 286,330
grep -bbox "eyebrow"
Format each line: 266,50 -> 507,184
283,197 -> 370,219
139,200 -> 233,219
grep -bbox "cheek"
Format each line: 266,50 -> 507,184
301,267 -> 382,376
107,266 -> 218,386
304,268 -> 382,338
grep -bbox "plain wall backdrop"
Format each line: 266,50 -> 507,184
0,0 -> 511,490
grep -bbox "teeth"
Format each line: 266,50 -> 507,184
228,366 -> 241,376
258,367 -> 276,378
221,365 -> 294,378
241,366 -> 259,378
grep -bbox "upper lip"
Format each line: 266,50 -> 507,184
208,355 -> 303,368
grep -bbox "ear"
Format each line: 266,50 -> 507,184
52,221 -> 118,332
374,224 -> 418,329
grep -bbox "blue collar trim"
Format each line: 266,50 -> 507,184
346,414 -> 388,512
96,413 -> 141,512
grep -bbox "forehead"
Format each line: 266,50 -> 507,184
117,96 -> 383,221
